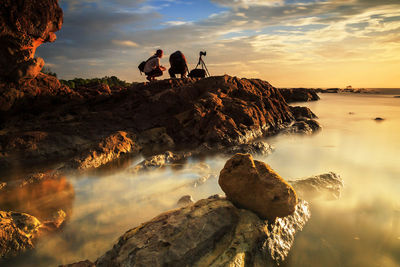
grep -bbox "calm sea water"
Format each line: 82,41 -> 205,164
3,91 -> 400,266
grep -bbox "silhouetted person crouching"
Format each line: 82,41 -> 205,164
144,49 -> 166,82
169,51 -> 188,78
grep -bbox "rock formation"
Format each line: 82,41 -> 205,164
62,168 -> 343,266
94,195 -> 310,267
289,172 -> 344,201
1,75 -> 320,174
0,0 -> 63,82
219,153 -> 297,220
0,211 -> 41,258
279,88 -> 320,103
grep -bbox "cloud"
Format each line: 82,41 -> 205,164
112,40 -> 139,47
39,0 -> 400,87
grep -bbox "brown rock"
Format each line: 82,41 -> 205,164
95,196 -> 310,267
0,0 -> 63,82
0,211 -> 41,258
177,195 -> 194,207
219,153 -> 297,220
67,131 -> 138,171
59,260 -> 95,267
279,88 -> 320,103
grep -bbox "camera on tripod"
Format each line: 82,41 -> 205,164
188,51 -> 210,78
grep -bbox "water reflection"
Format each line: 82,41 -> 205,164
0,175 -> 74,221
4,93 -> 400,266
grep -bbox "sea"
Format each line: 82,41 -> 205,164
3,89 -> 400,267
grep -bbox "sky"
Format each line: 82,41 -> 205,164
37,0 -> 400,88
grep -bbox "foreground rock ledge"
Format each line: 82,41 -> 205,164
91,196 -> 310,267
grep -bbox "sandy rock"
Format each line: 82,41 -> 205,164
177,195 -> 195,207
279,88 -> 320,103
0,211 -> 41,258
95,196 -> 310,267
219,153 -> 298,220
289,172 -> 344,201
0,0 -> 63,82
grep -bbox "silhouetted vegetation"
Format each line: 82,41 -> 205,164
41,67 -> 57,77
59,76 -> 130,89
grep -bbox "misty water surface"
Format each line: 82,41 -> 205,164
3,92 -> 400,266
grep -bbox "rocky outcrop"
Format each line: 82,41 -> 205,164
66,131 -> 138,171
224,141 -> 274,156
0,211 -> 41,258
0,209 -> 67,259
0,0 -> 63,83
1,75 -> 319,174
290,106 -> 318,120
95,195 -> 310,267
219,154 -> 297,220
129,151 -> 191,173
279,88 -> 320,103
289,172 -> 343,201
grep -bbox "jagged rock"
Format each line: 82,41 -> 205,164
290,106 -> 318,120
279,88 -> 320,103
0,0 -> 63,82
224,141 -> 274,156
177,195 -> 194,207
284,119 -> 321,135
289,172 -> 344,201
95,196 -> 310,267
1,75 -> 319,174
0,211 -> 41,258
219,153 -> 297,220
130,151 -> 191,173
66,131 -> 138,171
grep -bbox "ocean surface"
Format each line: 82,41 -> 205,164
3,91 -> 400,266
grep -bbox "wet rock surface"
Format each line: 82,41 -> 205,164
224,140 -> 274,156
289,172 -> 344,201
95,196 -> 310,267
1,75 -> 320,174
0,211 -> 41,258
219,154 -> 298,220
279,88 -> 320,103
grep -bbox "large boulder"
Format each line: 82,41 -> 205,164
0,0 -> 63,82
219,153 -> 297,220
95,196 -> 310,267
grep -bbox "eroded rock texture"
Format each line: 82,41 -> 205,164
0,211 -> 41,258
219,153 -> 298,220
279,88 -> 320,103
95,196 -> 310,267
289,172 -> 344,201
0,0 -> 63,82
1,75 -> 316,173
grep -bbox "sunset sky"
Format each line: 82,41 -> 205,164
37,0 -> 400,88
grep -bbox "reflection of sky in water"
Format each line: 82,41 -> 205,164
5,93 -> 400,266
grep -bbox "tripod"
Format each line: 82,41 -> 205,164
195,54 -> 210,77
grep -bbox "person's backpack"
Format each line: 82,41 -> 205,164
138,61 -> 146,75
188,68 -> 206,78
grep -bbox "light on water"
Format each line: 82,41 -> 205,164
3,93 -> 400,266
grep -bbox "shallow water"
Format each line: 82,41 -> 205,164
3,92 -> 400,266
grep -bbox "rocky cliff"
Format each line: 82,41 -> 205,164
0,0 -> 63,83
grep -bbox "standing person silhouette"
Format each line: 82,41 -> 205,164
144,49 -> 166,82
